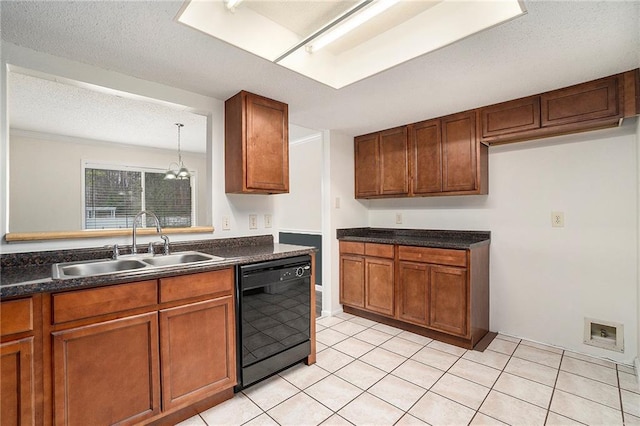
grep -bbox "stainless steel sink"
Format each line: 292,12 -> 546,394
52,251 -> 225,279
53,258 -> 149,279
141,251 -> 224,267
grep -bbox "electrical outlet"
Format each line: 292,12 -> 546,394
551,211 -> 564,227
249,214 -> 258,230
222,216 -> 231,231
395,212 -> 403,224
264,214 -> 272,228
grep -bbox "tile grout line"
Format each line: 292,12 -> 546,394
543,348 -> 564,425
208,316 -> 630,426
467,337 -> 521,425
616,364 -> 627,425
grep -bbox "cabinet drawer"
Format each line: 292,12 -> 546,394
52,280 -> 157,324
398,246 -> 467,267
365,243 -> 394,259
1,298 -> 33,336
339,241 -> 365,255
159,268 -> 234,303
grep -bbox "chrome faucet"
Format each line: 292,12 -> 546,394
132,210 -> 163,255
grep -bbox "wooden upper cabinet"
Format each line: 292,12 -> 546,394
225,91 -> 289,194
356,114 -> 486,198
541,75 -> 620,127
480,71 -> 636,144
379,127 -> 409,196
410,119 -> 442,195
355,127 -> 408,198
441,112 -> 478,193
481,96 -> 541,139
354,133 -> 379,198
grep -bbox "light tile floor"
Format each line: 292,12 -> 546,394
179,313 -> 639,426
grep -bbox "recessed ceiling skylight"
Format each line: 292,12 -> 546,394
177,0 -> 526,89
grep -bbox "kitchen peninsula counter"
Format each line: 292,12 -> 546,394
0,235 -> 316,298
336,227 -> 490,249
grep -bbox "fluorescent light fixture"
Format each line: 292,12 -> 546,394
306,0 -> 399,53
225,0 -> 243,11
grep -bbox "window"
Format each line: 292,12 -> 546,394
84,164 -> 194,230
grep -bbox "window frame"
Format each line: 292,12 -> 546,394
81,161 -> 197,230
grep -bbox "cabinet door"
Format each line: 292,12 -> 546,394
541,76 -> 620,127
365,258 -> 395,317
411,119 -> 442,194
245,93 -> 289,192
354,133 -> 379,198
160,296 -> 236,410
340,255 -> 365,308
429,266 -> 468,337
481,96 -> 541,139
52,313 -> 160,426
397,262 -> 429,327
1,338 -> 34,426
379,127 -> 408,196
441,112 -> 477,192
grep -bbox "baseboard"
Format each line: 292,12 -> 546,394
320,307 -> 343,318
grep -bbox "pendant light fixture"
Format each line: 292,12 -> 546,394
164,123 -> 191,180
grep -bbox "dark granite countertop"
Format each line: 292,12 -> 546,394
1,235 -> 316,299
336,228 -> 490,249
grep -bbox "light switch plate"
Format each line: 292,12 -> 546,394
249,214 -> 258,230
222,216 -> 231,231
264,214 -> 272,228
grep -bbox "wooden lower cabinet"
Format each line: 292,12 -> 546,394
364,258 -> 394,317
339,242 -> 395,318
159,296 -> 235,410
340,255 -> 365,308
341,242 -> 489,349
429,266 -> 467,336
1,337 -> 34,426
45,268 -> 237,426
396,262 -> 429,327
52,313 -> 161,426
1,296 -> 39,426
397,262 -> 468,336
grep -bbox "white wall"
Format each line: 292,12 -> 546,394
274,134 -> 323,235
367,124 -> 638,364
323,130 -> 369,316
9,131 -> 207,232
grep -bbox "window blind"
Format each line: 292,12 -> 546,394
84,167 -> 192,230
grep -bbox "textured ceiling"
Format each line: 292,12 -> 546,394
1,1 -> 639,138
9,72 -> 207,152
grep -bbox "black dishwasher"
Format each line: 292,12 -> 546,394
235,255 -> 311,390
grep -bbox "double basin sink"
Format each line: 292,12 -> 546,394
53,251 -> 225,280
